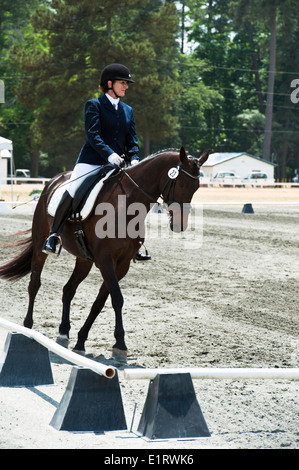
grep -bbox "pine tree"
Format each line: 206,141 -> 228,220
11,0 -> 181,173
0,0 -> 39,174
188,0 -> 247,151
228,0 -> 299,174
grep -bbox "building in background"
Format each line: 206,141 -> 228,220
201,152 -> 275,181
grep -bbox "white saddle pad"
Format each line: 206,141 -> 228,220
48,169 -> 115,221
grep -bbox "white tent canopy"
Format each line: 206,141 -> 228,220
0,136 -> 13,151
0,136 -> 14,200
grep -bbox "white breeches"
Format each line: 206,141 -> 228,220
65,163 -> 100,198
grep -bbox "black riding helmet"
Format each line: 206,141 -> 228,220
100,63 -> 134,86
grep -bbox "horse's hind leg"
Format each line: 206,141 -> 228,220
57,257 -> 93,346
23,189 -> 50,329
23,253 -> 47,328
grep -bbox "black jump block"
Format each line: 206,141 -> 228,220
0,332 -> 54,387
50,366 -> 127,432
137,372 -> 211,440
242,203 -> 254,213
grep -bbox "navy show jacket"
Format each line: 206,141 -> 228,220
76,94 -> 140,166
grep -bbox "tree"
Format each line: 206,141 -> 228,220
122,0 -> 181,155
11,0 -> 181,175
5,0 -> 299,177
244,18 -> 264,115
271,6 -> 299,179
261,3 -> 277,162
176,53 -> 223,155
187,0 -> 259,152
0,0 -> 40,174
228,0 -> 299,174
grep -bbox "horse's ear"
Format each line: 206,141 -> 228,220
198,149 -> 210,167
180,146 -> 188,163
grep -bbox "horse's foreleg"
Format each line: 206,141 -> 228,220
73,282 -> 109,354
73,259 -> 129,361
103,260 -> 130,362
23,254 -> 47,329
110,277 -> 126,357
57,257 -> 93,346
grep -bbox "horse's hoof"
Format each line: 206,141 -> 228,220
72,348 -> 86,356
56,334 -> 69,348
112,348 -> 128,363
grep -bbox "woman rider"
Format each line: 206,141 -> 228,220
42,63 -> 151,261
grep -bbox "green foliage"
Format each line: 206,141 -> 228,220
0,0 -> 299,178
0,0 -> 40,170
176,54 -> 223,156
8,0 -> 182,171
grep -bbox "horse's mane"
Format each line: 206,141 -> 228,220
137,148 -> 183,166
150,148 -> 182,158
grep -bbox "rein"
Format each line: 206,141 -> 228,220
121,161 -> 200,208
121,169 -> 157,204
38,157 -> 200,213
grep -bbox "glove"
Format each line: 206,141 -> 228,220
108,153 -> 124,166
131,159 -> 139,166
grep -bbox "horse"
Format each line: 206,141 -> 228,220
0,147 -> 209,362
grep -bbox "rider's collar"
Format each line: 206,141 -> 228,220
105,93 -> 120,109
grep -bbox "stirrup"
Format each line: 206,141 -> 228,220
42,233 -> 62,256
133,244 -> 151,262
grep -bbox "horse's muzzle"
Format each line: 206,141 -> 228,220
167,202 -> 191,233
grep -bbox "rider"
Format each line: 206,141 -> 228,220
42,63 -> 151,261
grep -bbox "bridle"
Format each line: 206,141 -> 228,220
121,161 -> 201,209
160,162 -> 200,207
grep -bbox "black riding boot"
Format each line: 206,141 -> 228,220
42,191 -> 74,256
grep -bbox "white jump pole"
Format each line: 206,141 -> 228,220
0,318 -> 115,379
123,367 -> 299,381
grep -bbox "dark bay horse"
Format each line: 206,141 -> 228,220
0,147 -> 209,362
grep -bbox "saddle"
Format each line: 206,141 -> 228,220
48,164 -> 119,260
48,164 -> 118,220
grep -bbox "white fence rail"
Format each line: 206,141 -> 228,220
124,367 -> 299,381
4,177 -> 50,185
201,181 -> 299,189
0,318 -> 116,379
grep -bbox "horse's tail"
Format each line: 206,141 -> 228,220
0,229 -> 33,281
